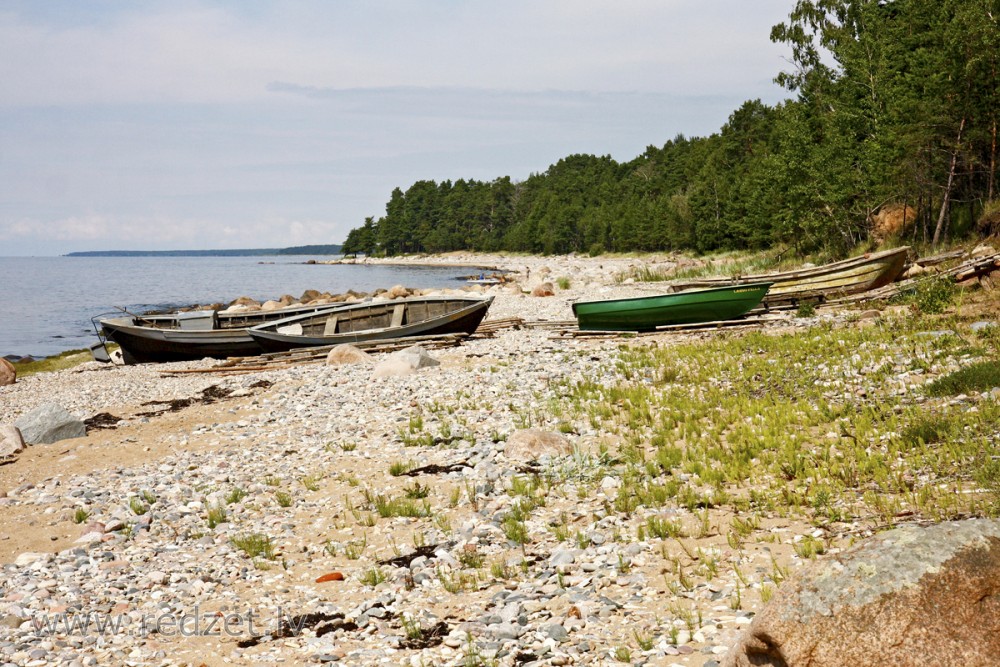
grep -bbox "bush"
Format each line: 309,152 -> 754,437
910,275 -> 954,314
925,360 -> 1000,396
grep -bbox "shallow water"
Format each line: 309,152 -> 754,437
0,256 -> 488,358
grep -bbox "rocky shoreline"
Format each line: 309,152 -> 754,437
0,253 -> 997,667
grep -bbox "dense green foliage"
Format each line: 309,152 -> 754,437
343,0 -> 999,257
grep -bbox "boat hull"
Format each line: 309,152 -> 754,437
99,303 -> 350,364
671,247 -> 910,303
249,296 -> 494,353
99,320 -> 263,364
572,283 -> 772,331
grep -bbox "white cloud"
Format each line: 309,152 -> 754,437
0,1 -> 794,255
0,1 -> 790,106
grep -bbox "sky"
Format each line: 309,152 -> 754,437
0,1 -> 794,256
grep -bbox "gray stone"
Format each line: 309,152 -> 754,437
492,622 -> 521,639
13,404 -> 85,445
550,549 -> 578,566
970,321 -> 997,333
545,623 -> 569,642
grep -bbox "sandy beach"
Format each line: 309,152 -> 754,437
1,252 -> 995,667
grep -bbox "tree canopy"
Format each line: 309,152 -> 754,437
341,1 -> 999,257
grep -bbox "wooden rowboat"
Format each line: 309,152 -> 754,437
98,303 -> 350,364
669,246 -> 910,304
248,295 -> 494,353
572,283 -> 772,331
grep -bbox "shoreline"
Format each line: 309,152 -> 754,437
1,252 -> 996,666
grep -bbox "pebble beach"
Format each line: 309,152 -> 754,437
0,252 -> 995,667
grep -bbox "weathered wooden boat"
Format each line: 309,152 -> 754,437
669,246 -> 910,304
98,303 -> 347,364
572,282 -> 772,331
247,295 -> 494,353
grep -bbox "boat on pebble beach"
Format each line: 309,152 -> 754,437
572,282 -> 772,331
247,295 -> 494,353
668,246 -> 910,305
97,302 -> 349,364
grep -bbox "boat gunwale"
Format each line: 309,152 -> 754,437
672,247 -> 909,285
248,295 -> 495,335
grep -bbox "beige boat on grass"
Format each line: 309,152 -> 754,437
669,246 -> 910,305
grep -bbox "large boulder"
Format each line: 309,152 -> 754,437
724,519 -> 1000,667
372,346 -> 440,378
387,284 -> 410,298
0,358 -> 14,386
531,282 -> 555,297
971,244 -> 997,258
300,289 -> 322,302
326,344 -> 371,366
229,296 -> 260,309
0,425 -> 25,458
13,404 -> 86,445
504,429 -> 572,461
870,203 -> 917,243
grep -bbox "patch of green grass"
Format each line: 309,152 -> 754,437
231,533 -> 276,560
502,514 -> 530,546
206,506 -> 227,529
274,491 -> 293,508
225,487 -> 247,504
646,515 -> 685,539
547,315 -> 1000,528
438,568 -> 480,594
389,460 -> 415,476
343,535 -> 367,560
359,566 -> 387,587
14,348 -> 100,377
300,474 -> 323,491
72,508 -> 90,524
907,274 -> 955,314
925,360 -> 1000,396
370,493 -> 431,518
457,546 -> 484,569
403,481 -> 430,499
556,276 -> 571,290
129,497 -> 148,516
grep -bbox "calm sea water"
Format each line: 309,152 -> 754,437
0,256 -> 491,358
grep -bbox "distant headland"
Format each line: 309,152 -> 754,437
64,244 -> 342,257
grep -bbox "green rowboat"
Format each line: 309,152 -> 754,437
572,282 -> 773,331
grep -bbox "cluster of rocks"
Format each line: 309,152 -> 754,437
185,284 -> 473,318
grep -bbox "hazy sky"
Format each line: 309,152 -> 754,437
0,1 -> 794,256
